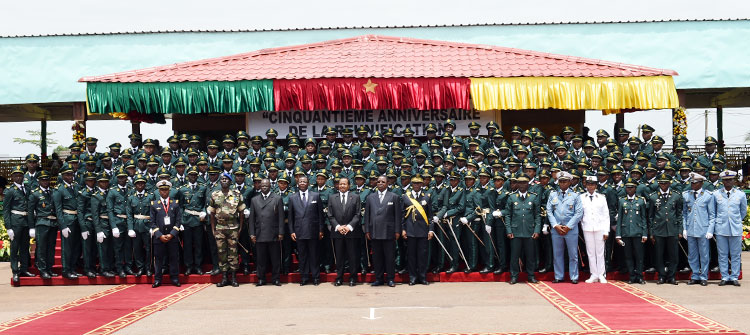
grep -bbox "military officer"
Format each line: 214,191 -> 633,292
683,173 -> 714,286
53,165 -> 83,279
648,173 -> 684,285
712,170 -> 746,286
616,177 -> 649,284
28,171 -> 58,279
504,174 -> 542,284
107,167 -> 134,277
4,166 -> 36,283
458,171 -> 481,273
126,174 -> 155,277
490,171 -> 510,274
77,172 -> 99,278
178,167 -> 208,275
546,171 -> 584,283
91,173 -> 116,278
208,173 -> 246,287
438,171 -> 466,273
150,180 -> 183,288
401,175 -> 433,285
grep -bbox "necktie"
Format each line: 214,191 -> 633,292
589,195 -> 593,202
20,186 -> 25,195
727,191 -> 731,198
379,192 -> 384,204
341,193 -> 346,206
191,184 -> 195,191
694,191 -> 698,199
301,192 -> 306,206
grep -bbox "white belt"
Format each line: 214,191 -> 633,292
116,214 -> 127,219
184,209 -> 203,216
46,215 -> 57,220
99,215 -> 109,219
63,209 -> 78,215
134,214 -> 151,220
11,210 -> 27,216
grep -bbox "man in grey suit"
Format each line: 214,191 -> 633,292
288,176 -> 325,286
364,176 -> 402,287
327,178 -> 362,286
248,179 -> 285,286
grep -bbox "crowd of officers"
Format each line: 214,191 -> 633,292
2,120 -> 746,287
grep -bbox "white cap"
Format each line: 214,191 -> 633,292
557,171 -> 572,181
156,180 -> 172,188
689,172 -> 706,183
720,170 -> 738,179
584,175 -> 598,183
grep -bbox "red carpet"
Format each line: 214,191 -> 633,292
0,283 -> 209,334
529,281 -> 742,335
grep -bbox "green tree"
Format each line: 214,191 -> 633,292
13,130 -> 58,152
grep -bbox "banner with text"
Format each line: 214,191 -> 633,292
247,109 -> 494,138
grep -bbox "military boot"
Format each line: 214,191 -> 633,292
216,272 -> 229,287
230,271 -> 239,287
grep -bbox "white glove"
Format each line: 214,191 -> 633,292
459,217 -> 468,225
542,224 -> 549,235
485,225 -> 492,234
128,230 -> 136,238
683,230 -> 687,238
199,211 -> 207,220
112,227 -> 121,238
705,232 -> 713,239
82,231 -> 89,240
7,229 -> 14,241
432,216 -> 439,224
443,212 -> 448,219
29,228 -> 36,238
243,209 -> 250,217
61,228 -> 71,238
96,232 -> 105,243
492,209 -> 502,218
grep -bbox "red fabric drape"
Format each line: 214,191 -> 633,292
274,78 -> 471,111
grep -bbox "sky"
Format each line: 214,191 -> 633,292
1,108 -> 747,157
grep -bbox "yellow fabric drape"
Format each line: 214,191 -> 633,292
470,76 -> 679,113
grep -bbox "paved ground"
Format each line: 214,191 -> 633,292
2,262 -> 749,335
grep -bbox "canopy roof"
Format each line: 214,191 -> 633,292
79,35 -> 679,115
79,35 -> 677,82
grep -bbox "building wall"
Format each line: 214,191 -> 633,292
0,20 -> 748,105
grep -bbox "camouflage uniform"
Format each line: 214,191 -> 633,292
207,188 -> 246,272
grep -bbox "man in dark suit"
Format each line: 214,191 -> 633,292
401,175 -> 433,285
327,178 -> 362,286
150,180 -> 183,288
364,176 -> 402,287
248,178 -> 285,286
288,176 -> 325,286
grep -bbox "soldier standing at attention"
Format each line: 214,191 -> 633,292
208,173 -> 246,287
108,168 -> 135,277
127,175 -> 155,277
53,165 -> 83,279
4,166 -> 36,283
28,171 -> 58,279
150,180 -> 182,288
77,172 -> 99,278
504,174 -> 541,284
683,173 -> 714,286
91,173 -> 116,278
616,177 -> 649,284
648,173 -> 684,285
546,172 -> 583,284
713,171 -> 747,286
179,167 -> 207,276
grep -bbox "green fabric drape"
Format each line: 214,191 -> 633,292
86,80 -> 274,114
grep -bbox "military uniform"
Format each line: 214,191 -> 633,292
107,176 -> 133,276
126,178 -> 155,276
438,177 -> 465,273
178,175 -> 208,275
616,192 -> 649,283
28,173 -> 58,278
52,171 -> 82,279
3,167 -> 33,281
91,177 -> 116,276
207,182 -> 246,286
76,174 -> 99,277
504,180 -> 542,282
647,176 -> 684,283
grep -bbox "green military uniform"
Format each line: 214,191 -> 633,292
126,176 -> 155,276
177,168 -> 208,275
28,172 -> 58,279
91,174 -> 116,277
647,173 -> 684,283
52,169 -> 82,279
3,166 -> 33,281
504,179 -> 542,282
76,173 -> 99,277
490,172 -> 510,273
616,178 -> 649,283
107,171 -> 133,276
207,183 -> 246,286
437,172 -> 466,273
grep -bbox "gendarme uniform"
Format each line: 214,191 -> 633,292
91,174 -> 116,277
52,166 -> 82,279
76,172 -> 99,277
178,167 -> 208,275
712,171 -> 747,284
107,168 -> 133,276
616,177 -> 649,283
3,166 -> 33,282
503,174 -> 542,282
647,173 -> 684,283
126,175 -> 155,276
207,175 -> 246,285
28,171 -> 58,279
438,172 -> 465,273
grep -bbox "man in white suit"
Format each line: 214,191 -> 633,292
580,175 -> 611,283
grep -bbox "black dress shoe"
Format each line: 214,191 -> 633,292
50,272 -> 60,277
272,280 -> 281,286
387,281 -> 396,287
349,279 -> 356,287
184,268 -> 193,276
12,274 -> 19,283
256,280 -> 266,287
313,279 -> 320,286
118,271 -> 127,278
371,281 -> 384,287
19,271 -> 37,277
638,279 -> 646,285
679,267 -> 691,274
134,269 -> 144,277
657,278 -> 665,285
700,280 -> 708,286
732,280 -> 741,286
86,271 -> 97,279
528,277 -> 539,284
125,268 -> 136,276
333,279 -> 342,286
40,272 -> 51,280
627,280 -> 635,284
719,280 -> 727,286
419,279 -> 429,285
63,272 -> 79,279
408,280 -> 416,286
445,267 -> 458,274
493,268 -> 505,275
551,279 -> 562,283
463,268 -> 473,274
479,267 -> 492,274
193,267 -> 204,275
242,267 -> 250,276
668,278 -> 678,285
171,279 -> 181,287
687,279 -> 699,285
431,268 -> 440,274
509,277 -> 518,285
152,280 -> 161,288
299,280 -> 308,286
208,268 -> 221,276
571,280 -> 578,284
145,270 -> 153,277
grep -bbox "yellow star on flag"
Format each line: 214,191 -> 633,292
363,79 -> 378,93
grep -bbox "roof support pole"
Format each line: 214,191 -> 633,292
131,121 -> 141,135
716,105 -> 724,154
41,118 -> 47,158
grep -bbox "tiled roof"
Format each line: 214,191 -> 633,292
79,35 -> 678,83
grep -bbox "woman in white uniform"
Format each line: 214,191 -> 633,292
580,176 -> 611,283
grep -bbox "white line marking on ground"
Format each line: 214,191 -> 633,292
362,306 -> 440,320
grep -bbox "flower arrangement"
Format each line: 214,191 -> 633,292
72,121 -> 85,143
0,219 -> 10,261
673,107 -> 687,137
743,204 -> 750,251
